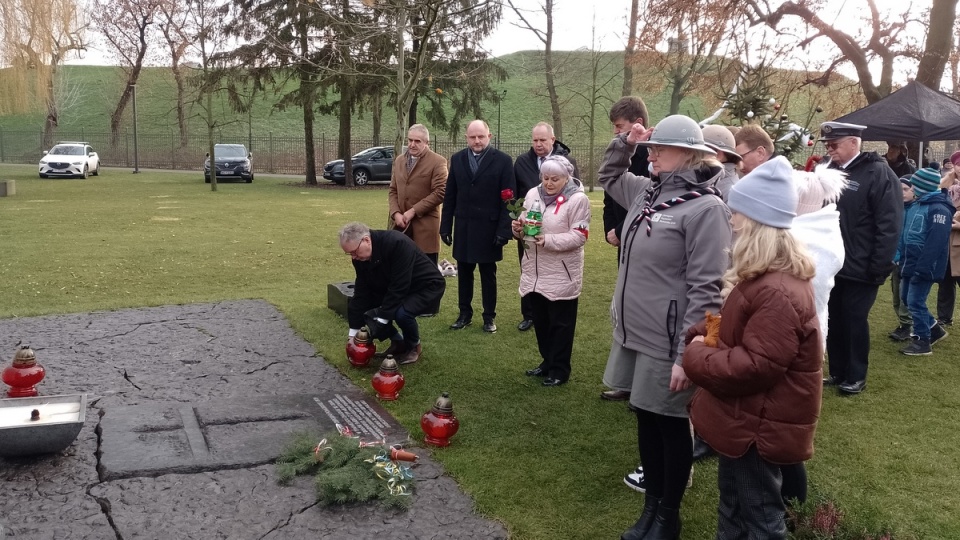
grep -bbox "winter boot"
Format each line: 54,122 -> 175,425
888,324 -> 912,341
643,505 -> 681,540
930,323 -> 949,345
620,495 -> 660,540
900,337 -> 932,356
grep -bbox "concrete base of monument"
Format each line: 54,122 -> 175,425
0,300 -> 507,539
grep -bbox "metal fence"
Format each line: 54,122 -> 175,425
0,128 -> 538,177
14,128 -> 919,181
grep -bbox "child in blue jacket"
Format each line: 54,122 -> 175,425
899,167 -> 956,355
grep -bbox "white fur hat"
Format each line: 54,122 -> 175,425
793,165 -> 850,216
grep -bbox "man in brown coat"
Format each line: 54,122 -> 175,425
389,124 -> 448,265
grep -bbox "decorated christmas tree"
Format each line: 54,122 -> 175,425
715,62 -> 817,164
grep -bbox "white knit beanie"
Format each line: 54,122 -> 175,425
727,156 -> 798,229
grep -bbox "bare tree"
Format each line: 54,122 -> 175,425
622,0 -> 639,96
189,0 -> 233,191
745,0 -> 959,103
634,0 -> 744,115
568,15 -> 622,190
0,0 -> 88,146
95,0 -> 166,146
158,1 -> 192,147
506,0 -> 563,138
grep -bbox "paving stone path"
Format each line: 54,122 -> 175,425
0,300 -> 508,539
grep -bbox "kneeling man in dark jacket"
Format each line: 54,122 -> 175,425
340,222 -> 445,365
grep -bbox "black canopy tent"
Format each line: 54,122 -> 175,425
833,81 -> 960,142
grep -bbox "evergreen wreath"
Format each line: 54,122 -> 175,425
276,431 -> 415,509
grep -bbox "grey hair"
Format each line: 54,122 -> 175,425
533,122 -> 555,137
540,155 -> 574,179
409,124 -> 430,143
338,222 -> 370,245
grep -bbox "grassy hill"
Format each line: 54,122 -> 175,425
0,51 -> 859,148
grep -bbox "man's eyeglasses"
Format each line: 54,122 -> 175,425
738,147 -> 760,159
824,138 -> 849,150
345,236 -> 367,257
647,146 -> 665,157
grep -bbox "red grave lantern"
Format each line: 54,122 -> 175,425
371,356 -> 404,400
346,327 -> 377,367
420,392 -> 460,447
3,345 -> 45,398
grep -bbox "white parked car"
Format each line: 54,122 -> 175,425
39,142 -> 101,179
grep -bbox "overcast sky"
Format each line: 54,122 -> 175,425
66,0 -> 934,88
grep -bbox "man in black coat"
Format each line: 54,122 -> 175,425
820,122 -> 903,396
440,119 -> 515,333
512,121 -> 580,332
340,222 -> 445,365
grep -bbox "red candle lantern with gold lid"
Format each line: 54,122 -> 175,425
346,327 -> 377,367
420,392 -> 460,447
371,356 -> 404,400
3,345 -> 45,398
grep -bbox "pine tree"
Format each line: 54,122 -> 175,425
719,63 -> 814,163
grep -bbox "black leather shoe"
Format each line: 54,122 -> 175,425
823,375 -> 843,387
542,377 -> 567,387
838,380 -> 866,395
600,389 -> 631,401
525,366 -> 547,377
483,321 -> 497,333
449,317 -> 472,330
692,435 -> 716,461
517,319 -> 534,331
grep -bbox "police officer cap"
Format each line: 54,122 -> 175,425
819,121 -> 866,140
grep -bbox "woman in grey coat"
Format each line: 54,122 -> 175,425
601,116 -> 732,540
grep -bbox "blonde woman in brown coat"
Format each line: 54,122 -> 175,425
684,157 -> 821,539
388,124 -> 448,265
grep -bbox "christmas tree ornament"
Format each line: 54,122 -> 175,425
421,392 -> 460,447
346,327 -> 377,367
3,345 -> 45,398
371,356 -> 405,400
746,111 -> 754,118
768,97 -> 776,105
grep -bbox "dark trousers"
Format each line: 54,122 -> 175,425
826,277 -> 880,383
936,257 -> 958,323
456,261 -> 497,322
717,446 -> 786,540
635,408 -> 692,509
528,293 -> 578,381
779,463 -> 807,506
516,241 -> 533,320
890,266 -> 913,327
393,305 -> 421,346
425,252 -> 438,266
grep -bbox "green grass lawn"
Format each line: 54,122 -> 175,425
1,165 -> 957,539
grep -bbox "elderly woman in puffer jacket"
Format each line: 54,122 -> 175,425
512,155 -> 591,388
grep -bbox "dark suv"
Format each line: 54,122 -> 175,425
322,146 -> 396,185
204,144 -> 253,183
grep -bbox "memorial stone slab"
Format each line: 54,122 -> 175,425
99,392 -> 406,480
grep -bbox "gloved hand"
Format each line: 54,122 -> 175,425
493,235 -> 509,247
441,234 -> 452,246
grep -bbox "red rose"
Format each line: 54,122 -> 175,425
501,189 -> 514,201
